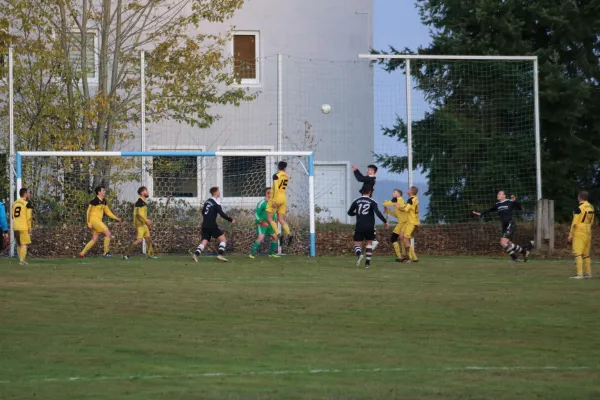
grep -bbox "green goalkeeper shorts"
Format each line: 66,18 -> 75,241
257,223 -> 276,236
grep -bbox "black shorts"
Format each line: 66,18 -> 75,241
354,229 -> 376,242
201,227 -> 224,242
501,222 -> 516,240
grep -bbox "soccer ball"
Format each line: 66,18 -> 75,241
321,104 -> 331,114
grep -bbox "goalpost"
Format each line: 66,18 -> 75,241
15,151 -> 317,257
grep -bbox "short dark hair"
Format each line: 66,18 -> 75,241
362,185 -> 373,195
367,164 -> 378,173
94,186 -> 105,195
393,188 -> 403,196
498,190 -> 507,196
410,186 -> 419,195
210,186 -> 220,196
579,190 -> 589,201
19,188 -> 28,198
265,187 -> 272,194
278,161 -> 287,170
137,186 -> 147,195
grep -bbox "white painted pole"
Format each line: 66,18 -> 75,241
359,54 -> 538,61
277,53 -> 283,151
405,59 -> 413,187
533,58 -> 542,200
8,47 -> 15,257
140,51 -> 147,254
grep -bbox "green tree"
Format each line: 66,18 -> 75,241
376,0 -> 600,222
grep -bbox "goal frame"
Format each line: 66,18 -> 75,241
15,150 -> 317,257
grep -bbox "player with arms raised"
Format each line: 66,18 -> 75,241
348,185 -> 388,269
353,164 -> 379,249
383,189 -> 408,262
568,190 -> 594,279
267,161 -> 293,246
79,186 -> 122,258
193,187 -> 235,263
12,188 -> 33,265
400,186 -> 420,263
472,190 -> 530,262
124,186 -> 157,260
249,187 -> 280,259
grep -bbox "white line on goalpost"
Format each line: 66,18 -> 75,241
16,150 -> 317,257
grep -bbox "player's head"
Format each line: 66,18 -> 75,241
265,187 -> 272,200
578,190 -> 589,203
497,190 -> 507,201
367,164 -> 378,176
210,186 -> 220,198
278,161 -> 287,171
95,186 -> 106,198
362,185 -> 373,196
392,189 -> 402,198
409,186 -> 419,196
19,188 -> 29,199
138,186 -> 149,199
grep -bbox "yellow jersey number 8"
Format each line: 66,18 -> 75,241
13,206 -> 21,218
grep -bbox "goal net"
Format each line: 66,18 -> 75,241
16,151 -> 315,257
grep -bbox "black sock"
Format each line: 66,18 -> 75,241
354,245 -> 362,257
366,245 -> 373,263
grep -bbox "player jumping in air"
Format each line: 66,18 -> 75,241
79,186 -> 122,258
267,161 -> 293,247
193,186 -> 235,263
12,188 -> 33,265
352,164 -> 378,249
124,186 -> 157,260
383,189 -> 408,262
348,185 -> 388,269
249,187 -> 280,259
568,190 -> 594,279
399,186 -> 420,263
472,190 -> 530,262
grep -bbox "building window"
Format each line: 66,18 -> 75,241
233,32 -> 259,84
68,29 -> 98,82
153,156 -> 198,198
222,156 -> 265,198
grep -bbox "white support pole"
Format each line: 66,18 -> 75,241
359,54 -> 538,61
140,51 -> 147,254
308,153 -> 316,257
277,53 -> 283,151
405,59 -> 413,187
8,47 -> 15,257
533,58 -> 542,200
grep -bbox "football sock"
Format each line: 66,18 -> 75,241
81,240 -> 95,255
372,240 -> 379,251
584,256 -> 592,276
18,246 -> 26,262
575,255 -> 583,276
103,237 -> 111,255
365,245 -> 373,263
269,221 -> 280,235
218,241 -> 226,255
195,243 -> 205,256
393,242 -> 402,259
506,243 -> 522,258
354,245 -> 362,257
146,242 -> 154,257
251,241 -> 261,255
282,223 -> 291,236
409,245 -> 417,261
269,241 -> 278,255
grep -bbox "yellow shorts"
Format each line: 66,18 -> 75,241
394,222 -> 406,236
90,220 -> 109,235
136,225 -> 150,239
266,197 -> 287,215
15,230 -> 31,246
572,234 -> 591,257
402,223 -> 417,239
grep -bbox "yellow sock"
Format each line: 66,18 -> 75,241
584,256 -> 591,276
393,242 -> 402,259
81,240 -> 95,255
401,243 -> 407,258
147,242 -> 153,257
17,246 -> 25,262
409,246 -> 418,261
575,256 -> 583,276
103,237 -> 111,255
269,221 -> 280,235
282,223 -> 291,236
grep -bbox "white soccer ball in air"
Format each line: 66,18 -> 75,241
321,104 -> 331,114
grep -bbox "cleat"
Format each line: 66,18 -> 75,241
395,257 -> 407,263
248,254 -> 255,259
191,252 -> 199,263
584,274 -> 593,279
147,256 -> 158,260
78,253 -> 85,258
404,259 -> 415,263
216,255 -> 229,262
123,255 -> 130,260
569,274 -> 584,280
356,254 -> 364,267
103,253 -> 112,258
268,254 -> 281,258
19,261 -> 28,266
365,261 -> 371,269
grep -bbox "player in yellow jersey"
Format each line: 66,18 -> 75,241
568,190 -> 594,279
267,161 -> 293,246
12,188 -> 33,265
400,186 -> 420,263
124,186 -> 157,260
383,189 -> 408,262
78,186 -> 122,258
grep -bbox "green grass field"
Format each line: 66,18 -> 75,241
1,255 -> 599,399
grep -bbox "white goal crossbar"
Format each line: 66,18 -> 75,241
15,150 -> 317,257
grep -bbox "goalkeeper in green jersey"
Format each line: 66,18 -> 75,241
249,187 -> 280,259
